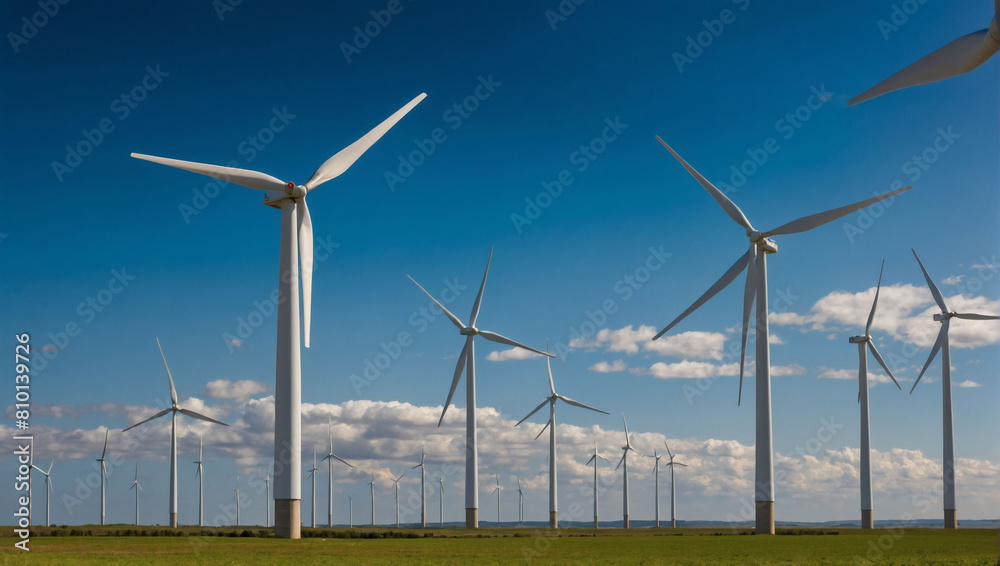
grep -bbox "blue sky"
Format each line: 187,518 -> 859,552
2,0 -> 998,528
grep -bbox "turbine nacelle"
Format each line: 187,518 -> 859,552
849,335 -> 870,344
459,327 -> 479,336
934,312 -> 954,322
263,184 -> 306,208
755,237 -> 778,254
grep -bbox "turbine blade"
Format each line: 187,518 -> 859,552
469,247 -> 493,328
298,198 -> 313,348
738,245 -> 756,406
761,186 -> 911,238
533,417 -> 552,440
655,136 -> 753,232
439,336 -> 472,426
515,398 -> 551,427
664,441 -> 673,459
654,250 -> 751,340
615,451 -> 626,471
324,454 -> 353,467
952,312 -> 999,320
910,320 -> 949,393
545,341 -> 556,396
408,275 -> 466,330
122,408 -> 172,432
586,454 -> 596,465
131,153 -> 287,192
911,249 -> 948,313
478,330 -> 553,357
178,408 -> 230,427
849,29 -> 999,106
866,260 -> 885,336
101,429 -> 109,459
868,341 -> 901,390
156,338 -> 178,406
557,395 -> 609,415
303,93 -> 427,191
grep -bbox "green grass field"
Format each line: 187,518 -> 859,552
2,526 -> 997,565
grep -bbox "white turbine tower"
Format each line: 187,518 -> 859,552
663,442 -> 687,528
349,495 -> 353,528
614,414 -> 641,529
123,338 -> 229,528
910,249 -> 998,529
438,476 -> 445,527
369,471 -> 376,527
132,93 -> 426,538
490,474 -> 503,525
849,261 -> 901,529
515,478 -> 525,524
130,460 -> 142,526
194,435 -> 204,527
515,343 -> 607,528
652,137 -> 911,534
96,430 -> 109,526
30,460 -> 53,527
408,247 -> 554,528
651,450 -> 665,528
322,424 -> 353,528
411,449 -> 427,528
392,471 -> 406,528
307,448 -> 318,529
265,473 -> 271,528
234,474 -> 241,527
585,440 -> 609,529
849,2 -> 999,105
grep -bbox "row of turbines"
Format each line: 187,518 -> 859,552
119,7 -> 1000,536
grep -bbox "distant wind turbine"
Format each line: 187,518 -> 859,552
392,471 -> 406,528
370,470 -> 376,527
96,430 -> 109,525
265,473 -> 270,528
130,460 -> 142,526
193,436 -> 204,527
411,449 -> 427,527
516,342 -> 607,528
585,440 -> 610,529
651,449 -> 665,528
652,137 -> 910,533
322,423 -> 353,528
614,414 -> 642,529
849,3 -> 999,105
123,338 -> 230,528
848,261 -> 901,529
409,247 -> 554,528
490,474 -> 503,525
132,93 -> 426,538
515,478 -> 525,524
307,448 -> 319,528
30,460 -> 53,527
910,249 -> 998,529
663,442 -> 687,528
349,495 -> 353,529
234,475 -> 241,527
438,476 -> 445,527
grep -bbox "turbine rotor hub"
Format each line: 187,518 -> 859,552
849,335 -> 869,343
933,312 -> 954,322
284,182 -> 307,198
460,327 -> 479,336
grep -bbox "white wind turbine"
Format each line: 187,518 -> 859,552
392,471 -> 406,528
849,261 -> 901,529
30,460 -> 53,527
910,249 -> 998,529
349,495 -> 353,528
411,449 -> 427,527
307,448 -> 318,528
265,473 -> 270,528
96,430 -> 109,526
408,247 -> 554,528
849,2 -> 999,105
438,476 -> 445,527
130,460 -> 142,526
614,414 -> 642,529
663,442 -> 687,528
193,436 -> 204,527
123,338 -> 229,528
322,424 -> 353,528
369,471 -> 376,527
132,93 -> 426,538
515,343 -> 607,528
234,474 -> 241,527
653,137 -> 911,534
585,440 -> 610,529
490,474 -> 503,525
515,478 -> 525,524
650,449 -> 665,528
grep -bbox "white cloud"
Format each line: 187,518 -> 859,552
817,367 -> 905,386
941,275 -> 964,285
485,348 -> 543,362
956,380 -> 982,388
589,359 -> 627,373
771,363 -> 806,376
646,361 -> 740,379
769,333 -> 785,345
225,337 -> 244,349
205,379 -> 270,402
571,325 -> 725,360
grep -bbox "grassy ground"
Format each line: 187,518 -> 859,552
1,526 -> 997,565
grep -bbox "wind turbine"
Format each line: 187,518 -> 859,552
193,435 -> 204,527
123,338 -> 230,528
438,476 -> 445,527
392,471 -> 406,528
515,478 -> 525,524
265,473 -> 271,528
652,137 -> 911,534
516,342 -> 607,528
132,93 -> 426,538
408,247 -> 554,528
663,442 -> 687,528
614,414 -> 641,529
307,448 -> 318,528
651,450 -> 665,528
30,460 -> 53,527
234,474 -> 241,527
130,460 -> 142,526
849,261 -> 901,529
96,429 -> 109,526
910,249 -> 998,529
849,3 -> 999,105
349,495 -> 353,528
585,440 -> 610,529
411,449 -> 427,527
490,474 -> 503,525
322,423 -> 353,528
369,470 -> 376,527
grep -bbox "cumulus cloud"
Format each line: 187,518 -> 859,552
817,367 -> 905,386
571,325 -> 725,360
225,337 -> 244,349
485,348 -> 544,362
205,379 -> 270,402
589,359 -> 626,373
941,275 -> 963,285
956,380 -> 982,388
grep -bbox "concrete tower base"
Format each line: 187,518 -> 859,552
550,511 -> 557,528
465,508 -> 478,528
861,509 -> 873,529
623,515 -> 629,529
170,513 -> 177,528
275,499 -> 301,539
944,508 -> 957,529
755,501 -> 775,534
593,516 -> 598,529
